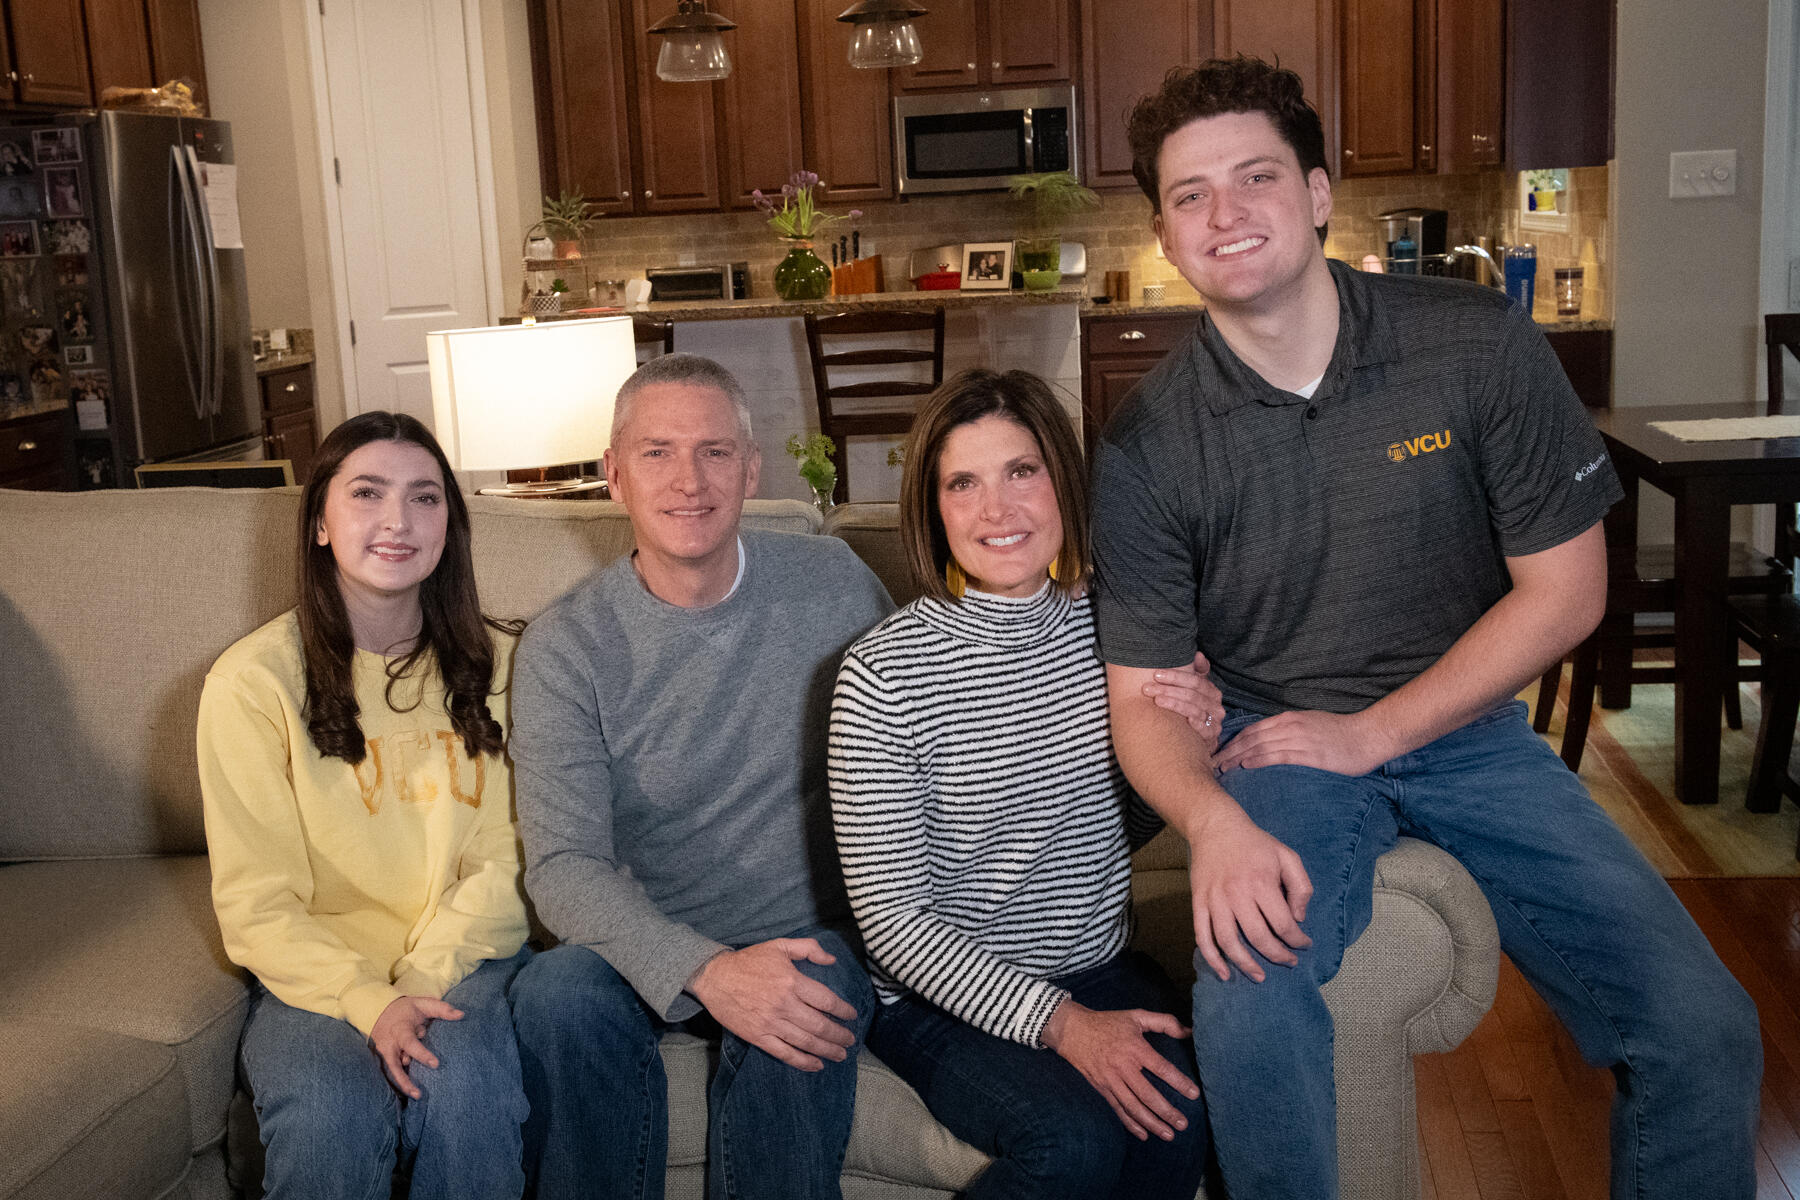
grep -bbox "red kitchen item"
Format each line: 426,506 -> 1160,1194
914,271 -> 961,291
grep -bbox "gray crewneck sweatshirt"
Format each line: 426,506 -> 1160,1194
511,529 -> 893,1020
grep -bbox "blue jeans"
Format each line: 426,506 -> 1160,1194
1193,701 -> 1760,1200
510,925 -> 874,1200
867,950 -> 1210,1200
239,948 -> 532,1200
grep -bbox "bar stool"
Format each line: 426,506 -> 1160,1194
1728,593 -> 1800,825
803,308 -> 945,504
633,317 -> 675,361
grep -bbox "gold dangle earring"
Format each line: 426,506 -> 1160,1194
1048,555 -> 1065,584
945,558 -> 968,599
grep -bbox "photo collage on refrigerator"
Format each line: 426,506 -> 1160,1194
0,124 -> 113,486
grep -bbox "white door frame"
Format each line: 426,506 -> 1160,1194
301,0 -> 507,417
1758,0 -> 1795,554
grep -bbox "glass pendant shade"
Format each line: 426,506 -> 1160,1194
848,18 -> 922,68
647,1 -> 736,82
836,0 -> 928,70
655,32 -> 731,82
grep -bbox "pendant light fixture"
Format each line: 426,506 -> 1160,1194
836,0 -> 928,69
647,0 -> 736,82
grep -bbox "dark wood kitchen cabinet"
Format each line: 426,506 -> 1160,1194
3,0 -> 94,108
894,0 -> 1072,93
0,407 -> 74,490
1214,0 -> 1337,171
143,0 -> 209,112
1339,0 -> 1500,177
1507,0 -> 1611,169
533,0 -> 809,215
259,363 -> 318,487
1081,311 -> 1198,456
1081,0 -> 1211,190
797,0 -> 893,202
83,0 -> 154,98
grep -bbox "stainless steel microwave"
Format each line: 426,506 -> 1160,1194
893,85 -> 1077,195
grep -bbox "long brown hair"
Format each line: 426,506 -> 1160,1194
298,410 -> 519,763
898,369 -> 1090,604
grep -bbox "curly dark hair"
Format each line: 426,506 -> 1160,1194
298,410 -> 520,764
1127,55 -> 1328,220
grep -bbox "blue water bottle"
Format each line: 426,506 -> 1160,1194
1391,231 -> 1418,274
1504,243 -> 1537,315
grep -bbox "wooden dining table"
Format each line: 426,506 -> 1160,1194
1591,402 -> 1800,805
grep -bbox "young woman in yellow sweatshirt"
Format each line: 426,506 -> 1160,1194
198,411 -> 530,1199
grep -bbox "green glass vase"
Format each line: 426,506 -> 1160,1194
774,240 -> 832,301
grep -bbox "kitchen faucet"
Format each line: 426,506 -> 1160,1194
1453,244 -> 1505,288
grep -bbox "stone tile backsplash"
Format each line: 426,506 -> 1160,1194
535,164 -> 1610,321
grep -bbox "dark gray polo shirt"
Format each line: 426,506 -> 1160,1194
1091,259 -> 1622,716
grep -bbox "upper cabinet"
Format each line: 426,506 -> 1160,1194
6,0 -> 93,107
1339,0 -> 1500,177
1506,0 -> 1610,169
1080,0 -> 1212,190
895,0 -> 1072,92
0,0 -> 210,114
532,0 -> 636,217
1214,0 -> 1338,173
797,0 -> 893,202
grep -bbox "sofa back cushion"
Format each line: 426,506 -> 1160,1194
0,487 -> 818,861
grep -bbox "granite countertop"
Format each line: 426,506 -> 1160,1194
1082,300 -> 1612,332
643,285 -> 1088,321
254,352 -> 315,375
1,397 -> 69,423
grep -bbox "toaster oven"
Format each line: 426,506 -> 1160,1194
645,262 -> 750,302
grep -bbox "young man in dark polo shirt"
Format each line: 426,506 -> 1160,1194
1091,57 -> 1760,1198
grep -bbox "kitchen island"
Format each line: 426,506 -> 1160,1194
637,286 -> 1088,504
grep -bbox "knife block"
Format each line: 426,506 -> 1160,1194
831,257 -> 883,296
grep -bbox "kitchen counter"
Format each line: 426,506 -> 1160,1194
643,284 -> 1086,322
253,352 -> 315,375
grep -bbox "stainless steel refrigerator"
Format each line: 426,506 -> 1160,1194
0,110 -> 257,487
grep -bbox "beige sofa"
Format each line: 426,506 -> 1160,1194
0,487 -> 1499,1200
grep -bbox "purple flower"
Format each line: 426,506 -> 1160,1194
849,209 -> 863,219
782,183 -> 797,200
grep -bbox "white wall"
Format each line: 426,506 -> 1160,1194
1613,0 -> 1771,409
195,0 -> 347,429
195,0 -> 541,432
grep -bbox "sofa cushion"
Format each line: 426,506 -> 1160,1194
821,504 -> 918,607
0,488 -> 821,861
0,1019 -> 192,1200
0,857 -> 247,1156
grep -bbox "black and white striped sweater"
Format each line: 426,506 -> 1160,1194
827,582 -> 1162,1048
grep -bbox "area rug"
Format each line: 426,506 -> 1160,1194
1528,669 -> 1800,877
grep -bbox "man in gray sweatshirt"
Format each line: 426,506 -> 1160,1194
507,354 -> 894,1200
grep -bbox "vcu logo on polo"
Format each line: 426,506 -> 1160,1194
1386,430 -> 1452,463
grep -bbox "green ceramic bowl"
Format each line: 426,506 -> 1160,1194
1022,269 -> 1062,291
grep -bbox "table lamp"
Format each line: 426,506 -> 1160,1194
428,315 -> 637,497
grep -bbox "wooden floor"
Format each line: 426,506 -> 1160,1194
1415,876 -> 1800,1198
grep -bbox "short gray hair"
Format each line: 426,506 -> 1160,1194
610,353 -> 755,446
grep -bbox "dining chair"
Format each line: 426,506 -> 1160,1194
1534,388 -> 1792,773
1764,313 -> 1800,572
803,308 -> 946,504
1726,593 -> 1800,830
633,317 -> 675,361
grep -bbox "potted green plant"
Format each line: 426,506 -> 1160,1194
1007,170 -> 1099,289
755,171 -> 845,301
541,191 -> 594,259
786,432 -> 838,509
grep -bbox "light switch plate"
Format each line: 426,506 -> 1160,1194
1669,149 -> 1738,199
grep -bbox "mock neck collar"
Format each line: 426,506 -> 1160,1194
913,579 -> 1074,648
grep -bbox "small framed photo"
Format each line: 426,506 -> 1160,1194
18,324 -> 54,357
43,219 -> 87,255
961,242 -> 1014,290
0,372 -> 24,410
32,128 -> 81,166
0,220 -> 37,257
0,139 -> 34,177
43,167 -> 81,218
64,343 -> 92,366
54,254 -> 86,288
59,293 -> 92,342
0,179 -> 39,218
1,259 -> 42,318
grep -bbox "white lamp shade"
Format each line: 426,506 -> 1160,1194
428,316 -> 637,473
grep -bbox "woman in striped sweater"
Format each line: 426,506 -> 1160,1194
828,370 -> 1215,1199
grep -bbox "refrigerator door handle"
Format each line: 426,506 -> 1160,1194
180,147 -> 224,419
167,146 -> 206,420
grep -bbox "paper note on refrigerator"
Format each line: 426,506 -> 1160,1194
197,162 -> 244,250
